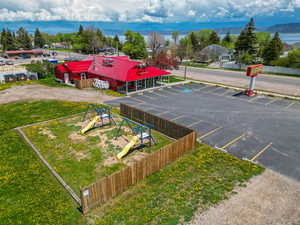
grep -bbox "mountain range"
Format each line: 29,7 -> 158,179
0,21 -> 300,35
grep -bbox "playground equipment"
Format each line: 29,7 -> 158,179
244,64 -> 263,97
81,105 -> 116,134
116,118 -> 156,159
117,136 -> 140,159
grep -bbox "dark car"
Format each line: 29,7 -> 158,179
5,60 -> 14,65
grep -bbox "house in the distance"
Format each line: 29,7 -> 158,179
55,56 -> 171,93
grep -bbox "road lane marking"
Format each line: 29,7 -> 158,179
251,142 -> 273,161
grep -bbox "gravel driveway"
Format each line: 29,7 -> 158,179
0,84 -> 116,104
189,170 -> 300,225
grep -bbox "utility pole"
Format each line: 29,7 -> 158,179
184,64 -> 187,80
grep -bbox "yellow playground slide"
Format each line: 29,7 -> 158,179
117,136 -> 139,159
81,116 -> 100,134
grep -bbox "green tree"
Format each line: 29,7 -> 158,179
235,18 -> 258,63
221,31 -> 235,49
263,32 -> 283,64
112,34 -> 122,50
16,27 -> 32,49
6,29 -> 16,50
171,31 -> 180,45
0,29 -> 8,51
78,24 -> 84,35
122,30 -> 147,59
34,28 -> 45,48
208,31 -> 220,45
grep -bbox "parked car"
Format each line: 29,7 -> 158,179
5,60 -> 14,65
0,60 -> 5,66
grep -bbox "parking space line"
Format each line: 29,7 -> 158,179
221,134 -> 246,149
199,126 -> 223,140
187,120 -> 203,127
250,142 -> 273,161
248,96 -> 259,102
265,99 -> 277,106
170,115 -> 185,121
156,111 -> 170,116
285,102 -> 296,109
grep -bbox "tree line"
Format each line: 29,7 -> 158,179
1,20 -> 297,68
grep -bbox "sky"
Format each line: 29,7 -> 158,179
0,0 -> 299,23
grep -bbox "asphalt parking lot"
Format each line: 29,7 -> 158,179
105,83 -> 300,181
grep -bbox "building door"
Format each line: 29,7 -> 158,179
80,73 -> 87,80
64,73 -> 69,83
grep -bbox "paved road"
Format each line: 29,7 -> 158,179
105,83 -> 300,181
172,66 -> 300,96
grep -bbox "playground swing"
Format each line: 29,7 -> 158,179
115,118 -> 156,159
80,105 -> 116,134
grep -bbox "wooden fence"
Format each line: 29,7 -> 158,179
80,104 -> 197,214
120,104 -> 192,139
74,79 -> 94,89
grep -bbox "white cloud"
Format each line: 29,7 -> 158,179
0,0 -> 298,22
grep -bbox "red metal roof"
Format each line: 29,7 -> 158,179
5,50 -> 43,54
55,64 -> 68,73
63,60 -> 92,74
88,56 -> 170,82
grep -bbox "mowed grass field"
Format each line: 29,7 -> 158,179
0,100 -> 264,225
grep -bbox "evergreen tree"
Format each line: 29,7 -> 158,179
223,31 -> 231,43
34,28 -> 45,48
78,24 -> 84,35
208,31 -> 220,45
235,18 -> 258,63
6,29 -> 16,50
263,32 -> 283,64
0,29 -> 7,51
113,34 -> 122,49
16,27 -> 32,49
189,32 -> 199,50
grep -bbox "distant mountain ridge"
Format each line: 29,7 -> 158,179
266,23 -> 300,33
0,21 -> 299,35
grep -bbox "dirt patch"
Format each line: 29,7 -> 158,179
123,151 -> 149,166
69,132 -> 86,141
70,149 -> 91,161
0,84 -> 117,104
39,128 -> 56,139
103,156 -> 120,167
188,169 -> 300,225
111,136 -> 130,148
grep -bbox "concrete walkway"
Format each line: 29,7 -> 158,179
172,66 -> 300,96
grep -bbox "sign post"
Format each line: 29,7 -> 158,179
245,64 -> 263,97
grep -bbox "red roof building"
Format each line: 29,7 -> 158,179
55,56 -> 171,93
5,50 -> 44,58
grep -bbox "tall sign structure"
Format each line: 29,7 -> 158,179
245,64 -> 263,97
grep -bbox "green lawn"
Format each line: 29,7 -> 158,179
0,100 -> 264,225
89,143 -> 264,225
23,115 -> 172,194
0,101 -> 92,225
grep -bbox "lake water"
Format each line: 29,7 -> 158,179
118,33 -> 300,45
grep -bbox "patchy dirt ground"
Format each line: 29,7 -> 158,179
189,169 -> 300,225
0,84 -> 116,104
